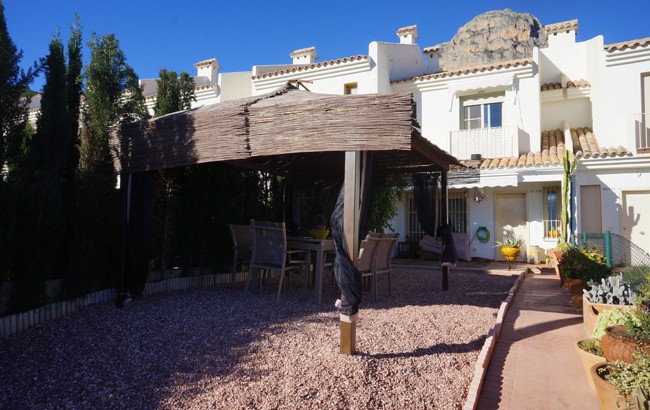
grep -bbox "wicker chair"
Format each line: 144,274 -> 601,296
247,220 -> 306,301
358,233 -> 382,302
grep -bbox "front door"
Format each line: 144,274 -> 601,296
621,190 -> 650,254
495,193 -> 527,261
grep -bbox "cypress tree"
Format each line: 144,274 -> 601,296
179,71 -> 196,110
0,0 -> 37,174
64,14 -> 82,184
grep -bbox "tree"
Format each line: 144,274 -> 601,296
154,69 -> 195,116
70,33 -> 148,293
0,0 -> 37,174
64,14 -> 83,184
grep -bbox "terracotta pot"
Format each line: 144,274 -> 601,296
600,325 -> 650,364
590,363 -> 626,410
575,339 -> 606,390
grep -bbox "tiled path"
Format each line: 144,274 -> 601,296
477,270 -> 599,409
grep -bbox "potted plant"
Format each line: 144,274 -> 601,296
495,235 -> 524,270
600,309 -> 650,364
558,243 -> 612,311
583,273 -> 638,336
576,307 -> 636,391
591,349 -> 650,410
310,214 -> 330,239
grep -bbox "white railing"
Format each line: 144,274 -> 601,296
634,113 -> 650,151
544,219 -> 562,240
450,126 -> 520,160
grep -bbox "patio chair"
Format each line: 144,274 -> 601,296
358,233 -> 382,302
372,233 -> 400,300
228,224 -> 253,283
247,220 -> 307,301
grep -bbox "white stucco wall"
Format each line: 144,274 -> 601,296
217,71 -> 252,102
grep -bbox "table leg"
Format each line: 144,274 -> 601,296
315,249 -> 324,304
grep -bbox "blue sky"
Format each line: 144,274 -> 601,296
4,0 -> 650,92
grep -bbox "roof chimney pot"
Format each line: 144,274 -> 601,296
290,47 -> 318,65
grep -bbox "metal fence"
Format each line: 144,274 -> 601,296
578,231 -> 650,290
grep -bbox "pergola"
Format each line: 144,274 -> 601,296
115,83 -> 459,353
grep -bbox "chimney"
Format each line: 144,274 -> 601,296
423,45 -> 441,72
290,47 -> 318,65
396,25 -> 418,45
194,58 -> 220,84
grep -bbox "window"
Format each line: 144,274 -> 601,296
344,83 -> 358,95
461,93 -> 504,130
543,186 -> 561,240
448,191 -> 467,233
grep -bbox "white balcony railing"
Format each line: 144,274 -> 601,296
634,113 -> 650,152
450,126 -> 519,160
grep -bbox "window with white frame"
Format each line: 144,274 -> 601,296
461,93 -> 504,130
543,186 -> 561,240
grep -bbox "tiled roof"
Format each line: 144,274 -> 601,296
545,20 -> 578,34
393,58 -> 533,84
422,44 -> 442,54
289,47 -> 317,58
540,79 -> 590,91
466,127 -> 629,171
604,37 -> 650,52
252,55 -> 369,80
194,58 -> 217,68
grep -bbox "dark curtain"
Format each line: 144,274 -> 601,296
330,152 -> 373,316
412,173 -> 439,236
119,172 -> 155,302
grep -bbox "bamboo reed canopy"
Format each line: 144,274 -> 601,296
115,83 -> 459,180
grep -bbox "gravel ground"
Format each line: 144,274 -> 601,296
0,267 -> 517,410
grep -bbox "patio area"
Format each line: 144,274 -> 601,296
0,266 -> 517,409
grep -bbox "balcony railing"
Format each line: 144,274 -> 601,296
634,113 -> 650,152
450,126 -> 520,160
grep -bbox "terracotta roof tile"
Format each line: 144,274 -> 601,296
473,127 -> 630,171
541,79 -> 590,91
545,20 -> 578,34
252,55 -> 369,80
604,37 -> 650,52
393,59 -> 533,84
194,58 -> 217,68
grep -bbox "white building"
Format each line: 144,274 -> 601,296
239,11 -> 650,261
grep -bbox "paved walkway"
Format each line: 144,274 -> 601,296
477,269 -> 599,409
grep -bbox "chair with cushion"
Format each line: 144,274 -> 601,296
247,220 -> 307,301
228,224 -> 253,283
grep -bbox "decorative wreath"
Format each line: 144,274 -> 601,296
475,226 -> 490,243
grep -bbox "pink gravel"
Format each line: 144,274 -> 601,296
0,267 -> 516,409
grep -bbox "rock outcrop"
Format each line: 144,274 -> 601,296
435,9 -> 548,71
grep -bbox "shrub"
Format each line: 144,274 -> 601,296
592,307 -> 639,340
558,243 -> 611,281
603,350 -> 650,407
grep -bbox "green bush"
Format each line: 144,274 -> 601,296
558,243 -> 611,281
592,307 -> 638,340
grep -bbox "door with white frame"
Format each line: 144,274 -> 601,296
494,193 -> 528,261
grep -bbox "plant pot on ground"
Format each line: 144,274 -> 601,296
583,273 -> 638,336
576,339 -> 606,390
595,350 -> 650,410
494,235 -> 523,270
591,363 -> 629,410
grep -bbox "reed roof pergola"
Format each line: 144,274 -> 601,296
115,83 -> 458,181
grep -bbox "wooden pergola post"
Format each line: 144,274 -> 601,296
340,151 -> 361,355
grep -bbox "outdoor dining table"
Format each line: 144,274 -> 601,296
287,236 -> 334,304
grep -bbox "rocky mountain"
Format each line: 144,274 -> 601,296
436,9 -> 548,71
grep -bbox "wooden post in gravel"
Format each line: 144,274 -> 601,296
340,152 -> 361,355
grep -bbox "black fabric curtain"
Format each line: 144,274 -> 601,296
330,152 -> 373,316
119,172 -> 155,302
412,173 -> 439,237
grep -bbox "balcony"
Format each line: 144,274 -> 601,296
450,126 -> 520,160
634,113 -> 650,152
